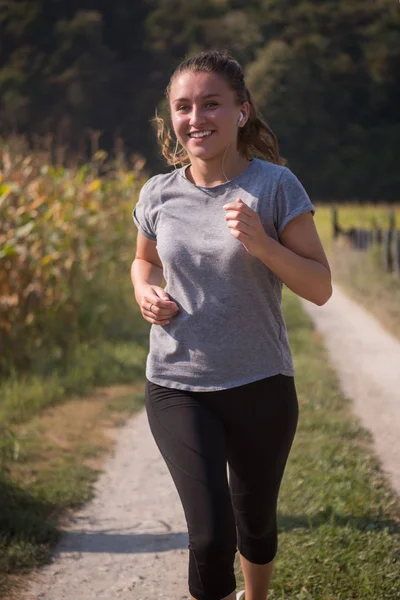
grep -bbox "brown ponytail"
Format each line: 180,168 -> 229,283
237,88 -> 285,164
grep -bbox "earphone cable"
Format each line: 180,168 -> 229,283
172,137 -> 233,185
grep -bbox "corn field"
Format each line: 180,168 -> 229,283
0,136 -> 146,376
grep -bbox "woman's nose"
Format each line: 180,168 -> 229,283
189,107 -> 205,127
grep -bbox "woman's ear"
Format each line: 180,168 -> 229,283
239,102 -> 250,126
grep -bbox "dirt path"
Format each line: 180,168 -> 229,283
302,285 -> 400,499
23,408 -> 190,600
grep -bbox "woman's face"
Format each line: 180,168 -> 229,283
169,71 -> 245,162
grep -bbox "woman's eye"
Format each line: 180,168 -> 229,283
176,102 -> 218,111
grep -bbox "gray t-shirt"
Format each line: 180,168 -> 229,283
132,157 -> 315,391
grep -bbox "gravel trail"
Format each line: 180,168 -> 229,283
23,408 -> 190,600
22,284 -> 400,599
302,285 -> 400,498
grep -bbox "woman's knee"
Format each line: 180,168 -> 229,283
188,531 -> 237,600
233,489 -> 279,563
190,519 -> 237,563
237,522 -> 278,565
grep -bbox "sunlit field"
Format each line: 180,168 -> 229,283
314,203 -> 400,339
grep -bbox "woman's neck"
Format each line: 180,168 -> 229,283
186,151 -> 250,187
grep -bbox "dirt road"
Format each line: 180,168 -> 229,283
302,285 -> 400,499
23,407 -> 190,600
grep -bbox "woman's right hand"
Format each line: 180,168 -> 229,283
138,285 -> 179,326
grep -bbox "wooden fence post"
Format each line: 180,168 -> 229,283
383,230 -> 393,272
393,230 -> 400,277
366,229 -> 373,250
332,207 -> 340,239
389,209 -> 396,231
354,228 -> 361,249
373,227 -> 383,245
383,211 -> 396,272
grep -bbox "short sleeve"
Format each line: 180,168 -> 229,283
132,179 -> 158,242
274,168 -> 316,236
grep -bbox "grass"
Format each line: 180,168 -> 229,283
0,301 -> 149,426
233,290 -> 400,599
314,204 -> 400,340
0,339 -> 148,426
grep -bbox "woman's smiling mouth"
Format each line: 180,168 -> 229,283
188,130 -> 214,141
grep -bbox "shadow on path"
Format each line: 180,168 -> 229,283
52,506 -> 400,557
55,529 -> 189,555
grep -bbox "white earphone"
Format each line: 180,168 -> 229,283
238,111 -> 244,125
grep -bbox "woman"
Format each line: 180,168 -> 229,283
131,50 -> 331,600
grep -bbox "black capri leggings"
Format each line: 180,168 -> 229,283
145,373 -> 299,600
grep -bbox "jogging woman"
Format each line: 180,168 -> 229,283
131,50 -> 332,600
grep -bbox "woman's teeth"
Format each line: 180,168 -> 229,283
189,131 -> 212,138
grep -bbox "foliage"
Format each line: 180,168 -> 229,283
0,1 -> 399,199
246,0 -> 400,199
0,136 -> 146,375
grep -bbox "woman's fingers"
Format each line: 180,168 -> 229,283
147,316 -> 171,325
144,299 -> 178,317
141,297 -> 179,325
143,307 -> 172,325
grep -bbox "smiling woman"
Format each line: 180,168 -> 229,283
130,50 -> 331,600
155,51 -> 284,187
169,72 -> 248,186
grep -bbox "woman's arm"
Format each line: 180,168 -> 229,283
131,233 -> 164,304
258,211 -> 332,306
131,233 -> 179,325
131,257 -> 164,303
223,200 -> 332,306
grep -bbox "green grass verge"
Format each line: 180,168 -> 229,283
0,335 -> 149,426
236,291 -> 400,598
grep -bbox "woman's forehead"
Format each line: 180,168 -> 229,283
170,71 -> 233,101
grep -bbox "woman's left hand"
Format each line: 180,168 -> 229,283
223,198 -> 269,260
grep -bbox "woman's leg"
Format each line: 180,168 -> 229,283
145,380 -> 238,600
222,374 -> 299,600
219,593 -> 236,600
238,555 -> 274,600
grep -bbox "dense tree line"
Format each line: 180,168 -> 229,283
0,0 -> 399,200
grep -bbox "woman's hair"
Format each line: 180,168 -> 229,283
153,50 -> 285,167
